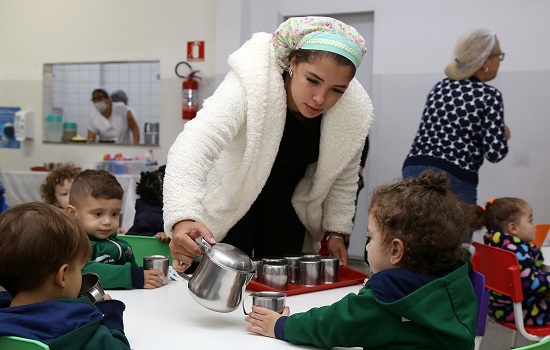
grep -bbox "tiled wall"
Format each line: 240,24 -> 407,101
43,61 -> 160,144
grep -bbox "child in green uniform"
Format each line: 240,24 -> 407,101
67,169 -> 164,290
0,202 -> 131,349
245,170 -> 478,349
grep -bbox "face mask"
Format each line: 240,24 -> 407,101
94,101 -> 108,112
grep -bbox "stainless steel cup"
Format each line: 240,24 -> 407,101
302,254 -> 320,260
262,257 -> 287,265
319,256 -> 340,284
251,259 -> 264,280
144,255 -> 169,284
79,272 -> 105,303
242,291 -> 287,315
299,258 -> 322,286
283,255 -> 302,284
259,262 -> 289,290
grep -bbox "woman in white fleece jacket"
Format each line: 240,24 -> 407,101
164,16 -> 373,272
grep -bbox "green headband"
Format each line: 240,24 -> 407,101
301,33 -> 363,69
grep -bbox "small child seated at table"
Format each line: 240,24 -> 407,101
67,169 -> 164,290
126,165 -> 169,242
474,197 -> 549,326
0,202 -> 131,349
244,170 -> 478,349
40,164 -> 81,210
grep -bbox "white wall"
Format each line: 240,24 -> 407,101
0,0 -> 242,170
243,0 -> 550,246
2,0 -> 549,243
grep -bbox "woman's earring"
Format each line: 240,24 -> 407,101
483,67 -> 489,73
288,68 -> 293,78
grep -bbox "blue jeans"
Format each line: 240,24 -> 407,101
402,165 -> 477,204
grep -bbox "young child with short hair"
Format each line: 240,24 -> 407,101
474,197 -> 548,326
67,169 -> 164,290
245,171 -> 478,349
127,165 -> 169,242
40,165 -> 81,209
0,202 -> 131,349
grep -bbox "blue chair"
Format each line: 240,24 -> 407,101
118,234 -> 172,267
471,269 -> 489,350
0,336 -> 50,350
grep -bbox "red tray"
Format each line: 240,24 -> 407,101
246,265 -> 368,296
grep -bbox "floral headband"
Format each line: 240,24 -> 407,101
272,16 -> 367,71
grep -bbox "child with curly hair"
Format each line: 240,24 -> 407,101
126,165 -> 168,242
40,165 -> 81,209
473,197 -> 548,326
244,170 -> 478,349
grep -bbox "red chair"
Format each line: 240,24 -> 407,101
472,242 -> 550,348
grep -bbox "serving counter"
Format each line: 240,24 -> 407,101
0,170 -> 139,230
109,280 -> 363,350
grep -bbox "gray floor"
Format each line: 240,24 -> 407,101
347,259 -> 536,350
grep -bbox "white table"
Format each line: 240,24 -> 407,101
109,280 -> 363,350
0,170 -> 139,230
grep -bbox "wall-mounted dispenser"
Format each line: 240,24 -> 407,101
14,109 -> 34,141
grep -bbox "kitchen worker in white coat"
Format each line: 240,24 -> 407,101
164,16 -> 373,272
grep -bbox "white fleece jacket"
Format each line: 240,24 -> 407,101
164,32 -> 373,252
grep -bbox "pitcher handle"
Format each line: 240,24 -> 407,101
242,292 -> 253,315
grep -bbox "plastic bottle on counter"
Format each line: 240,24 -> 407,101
145,149 -> 155,165
45,115 -> 63,142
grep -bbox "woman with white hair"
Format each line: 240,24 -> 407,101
403,28 -> 511,210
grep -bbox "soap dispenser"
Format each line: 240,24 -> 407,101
14,109 -> 34,141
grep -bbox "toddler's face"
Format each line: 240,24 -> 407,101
54,179 -> 74,210
365,212 -> 393,274
513,204 -> 537,243
70,196 -> 122,240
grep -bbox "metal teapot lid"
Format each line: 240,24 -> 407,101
198,238 -> 254,272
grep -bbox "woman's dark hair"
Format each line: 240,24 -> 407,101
135,165 -> 165,207
289,49 -> 356,78
469,197 -> 528,233
92,88 -> 109,99
369,170 -> 467,274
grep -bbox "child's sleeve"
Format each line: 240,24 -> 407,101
283,288 -> 392,348
96,299 -> 126,333
83,261 -> 134,289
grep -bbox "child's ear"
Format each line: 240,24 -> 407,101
66,204 -> 76,217
507,221 -> 518,235
54,263 -> 70,288
389,238 -> 404,265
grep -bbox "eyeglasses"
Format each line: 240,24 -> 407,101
491,52 -> 505,61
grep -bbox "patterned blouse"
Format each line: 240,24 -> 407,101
484,230 -> 550,326
403,77 -> 509,184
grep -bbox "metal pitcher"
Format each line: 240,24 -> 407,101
181,238 -> 255,313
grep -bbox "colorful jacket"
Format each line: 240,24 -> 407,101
276,262 -> 477,349
82,234 -> 144,289
163,32 -> 373,253
0,292 -> 130,349
484,231 -> 550,326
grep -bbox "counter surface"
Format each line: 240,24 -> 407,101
109,280 -> 363,350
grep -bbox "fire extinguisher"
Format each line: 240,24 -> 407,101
175,61 -> 201,120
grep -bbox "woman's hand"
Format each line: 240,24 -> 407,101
245,305 -> 290,338
327,232 -> 349,266
504,123 -> 511,140
170,220 -> 216,272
